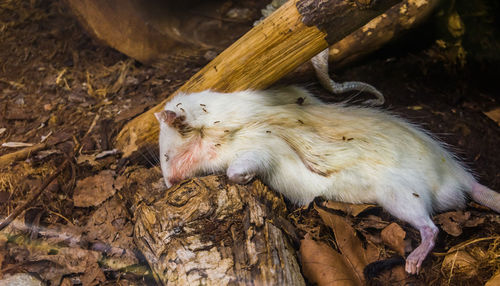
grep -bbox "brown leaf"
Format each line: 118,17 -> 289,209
34,247 -> 105,285
73,170 -> 116,207
84,197 -> 138,267
484,107 -> 500,126
322,201 -> 376,217
435,211 -> 485,237
315,205 -> 379,284
381,223 -> 406,256
486,270 -> 500,286
300,237 -> 361,286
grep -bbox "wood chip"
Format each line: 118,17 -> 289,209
1,142 -> 34,148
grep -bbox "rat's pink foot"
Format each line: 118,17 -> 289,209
405,225 -> 438,274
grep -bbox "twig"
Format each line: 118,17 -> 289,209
0,155 -> 71,232
0,142 -> 48,168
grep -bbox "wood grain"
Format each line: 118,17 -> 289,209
134,175 -> 304,285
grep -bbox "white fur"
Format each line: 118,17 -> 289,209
160,88 -> 476,209
157,87 -> 499,274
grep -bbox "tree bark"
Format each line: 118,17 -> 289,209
134,175 -> 304,285
114,0 -> 401,158
329,0 -> 441,68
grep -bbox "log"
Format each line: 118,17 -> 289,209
115,0 -> 401,157
133,175 -> 304,285
65,0 -> 261,66
329,0 -> 441,68
65,0 -> 190,65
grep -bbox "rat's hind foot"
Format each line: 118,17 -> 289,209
405,224 -> 438,274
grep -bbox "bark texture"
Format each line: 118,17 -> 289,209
296,0 -> 401,44
134,175 -> 304,285
329,0 -> 441,67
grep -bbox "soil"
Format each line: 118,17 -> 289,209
0,0 -> 499,285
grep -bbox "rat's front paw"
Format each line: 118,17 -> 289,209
227,169 -> 255,184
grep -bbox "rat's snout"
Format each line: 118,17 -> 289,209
169,178 -> 180,186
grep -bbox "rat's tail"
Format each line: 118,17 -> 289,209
469,183 -> 500,213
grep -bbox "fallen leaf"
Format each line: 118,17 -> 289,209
315,205 -> 379,284
486,270 -> 500,286
84,197 -> 138,268
484,107 -> 500,126
31,246 -> 105,285
381,223 -> 406,256
6,232 -> 105,285
322,201 -> 376,217
300,236 -> 361,286
73,170 -> 116,207
442,250 -> 478,278
435,211 -> 484,236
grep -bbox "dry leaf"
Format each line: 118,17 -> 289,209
484,107 -> 500,126
315,205 -> 379,284
435,211 -> 484,237
300,236 -> 361,286
442,250 -> 478,278
31,247 -> 105,285
381,223 -> 406,256
322,201 -> 376,217
83,197 -> 138,268
486,270 -> 500,286
73,170 -> 116,207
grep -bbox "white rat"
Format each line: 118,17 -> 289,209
154,86 -> 500,274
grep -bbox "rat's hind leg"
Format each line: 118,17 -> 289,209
405,219 -> 438,274
378,192 -> 438,274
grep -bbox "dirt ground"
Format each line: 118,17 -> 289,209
0,0 -> 499,285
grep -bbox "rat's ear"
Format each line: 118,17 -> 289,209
155,110 -> 177,124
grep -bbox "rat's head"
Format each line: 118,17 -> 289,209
155,94 -> 221,188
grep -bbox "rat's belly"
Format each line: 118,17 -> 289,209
266,164 -> 378,205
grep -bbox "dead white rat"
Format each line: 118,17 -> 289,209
154,86 -> 500,274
